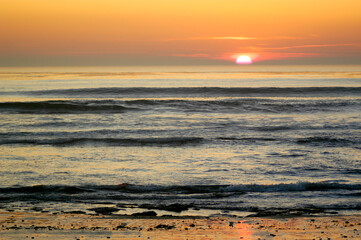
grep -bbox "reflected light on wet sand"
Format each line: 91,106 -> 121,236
236,221 -> 254,240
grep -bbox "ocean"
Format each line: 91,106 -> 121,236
0,65 -> 360,217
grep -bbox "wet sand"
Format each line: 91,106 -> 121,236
0,212 -> 360,239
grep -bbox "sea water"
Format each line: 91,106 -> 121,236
0,65 -> 360,216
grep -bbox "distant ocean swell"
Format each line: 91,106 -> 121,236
0,137 -> 204,146
0,98 -> 359,114
0,101 -> 136,114
0,136 -> 359,147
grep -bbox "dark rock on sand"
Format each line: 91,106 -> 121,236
160,203 -> 192,212
64,211 -> 86,214
88,207 -> 119,215
132,211 -> 157,216
154,224 -> 175,230
115,223 -> 127,229
139,203 -> 193,212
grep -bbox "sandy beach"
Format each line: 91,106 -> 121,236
0,212 -> 360,239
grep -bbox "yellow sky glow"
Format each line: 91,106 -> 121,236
1,0 -> 360,66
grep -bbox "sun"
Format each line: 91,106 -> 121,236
236,55 -> 253,64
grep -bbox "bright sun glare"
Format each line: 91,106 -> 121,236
236,55 -> 253,64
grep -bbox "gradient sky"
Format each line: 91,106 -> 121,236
1,0 -> 361,66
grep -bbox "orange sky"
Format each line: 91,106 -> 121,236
1,0 -> 361,66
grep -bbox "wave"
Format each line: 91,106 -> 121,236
217,137 -> 277,142
2,182 -> 361,214
0,137 -> 204,146
297,136 -> 358,146
5,87 -> 361,97
124,182 -> 361,193
1,135 -> 358,147
1,98 -> 359,114
2,182 -> 360,195
0,100 -> 137,114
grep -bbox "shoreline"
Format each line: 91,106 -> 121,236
1,212 -> 360,239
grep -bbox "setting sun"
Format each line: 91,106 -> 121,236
1,0 -> 360,66
236,55 -> 253,64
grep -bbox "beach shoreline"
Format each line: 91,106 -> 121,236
1,211 -> 360,239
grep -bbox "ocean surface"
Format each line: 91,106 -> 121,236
0,65 -> 360,217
